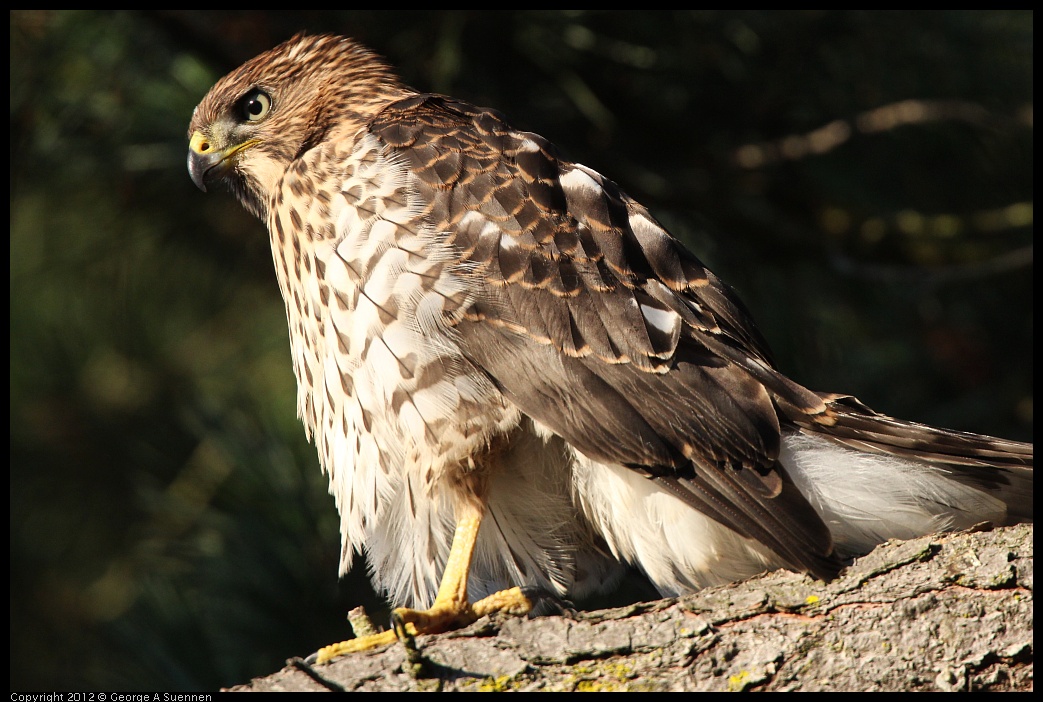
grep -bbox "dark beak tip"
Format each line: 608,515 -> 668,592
187,152 -> 211,193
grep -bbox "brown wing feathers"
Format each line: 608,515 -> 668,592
370,95 -> 844,578
367,92 -> 1031,580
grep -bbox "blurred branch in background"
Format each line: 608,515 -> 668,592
10,10 -> 1032,692
734,98 -> 1025,168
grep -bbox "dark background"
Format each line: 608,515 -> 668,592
10,10 -> 1032,691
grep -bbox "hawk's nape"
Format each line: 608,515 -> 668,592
187,33 -> 1032,662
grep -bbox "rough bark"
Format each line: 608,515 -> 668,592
228,523 -> 1032,692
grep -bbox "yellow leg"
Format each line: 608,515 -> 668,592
312,501 -> 532,664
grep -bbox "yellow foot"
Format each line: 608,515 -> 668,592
473,586 -> 534,619
310,586 -> 533,664
311,626 -> 403,663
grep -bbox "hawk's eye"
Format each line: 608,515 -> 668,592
239,89 -> 272,122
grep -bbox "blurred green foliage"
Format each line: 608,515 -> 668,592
10,10 -> 1032,691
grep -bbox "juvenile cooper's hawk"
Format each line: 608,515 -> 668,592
188,34 -> 1032,661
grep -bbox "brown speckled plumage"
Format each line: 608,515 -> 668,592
188,34 -> 1032,615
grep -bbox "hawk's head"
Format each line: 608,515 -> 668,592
187,33 -> 408,219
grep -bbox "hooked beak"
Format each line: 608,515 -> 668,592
187,130 -> 258,192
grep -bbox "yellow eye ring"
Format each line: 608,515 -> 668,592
240,89 -> 272,122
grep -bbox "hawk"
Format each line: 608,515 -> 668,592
188,34 -> 1032,661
